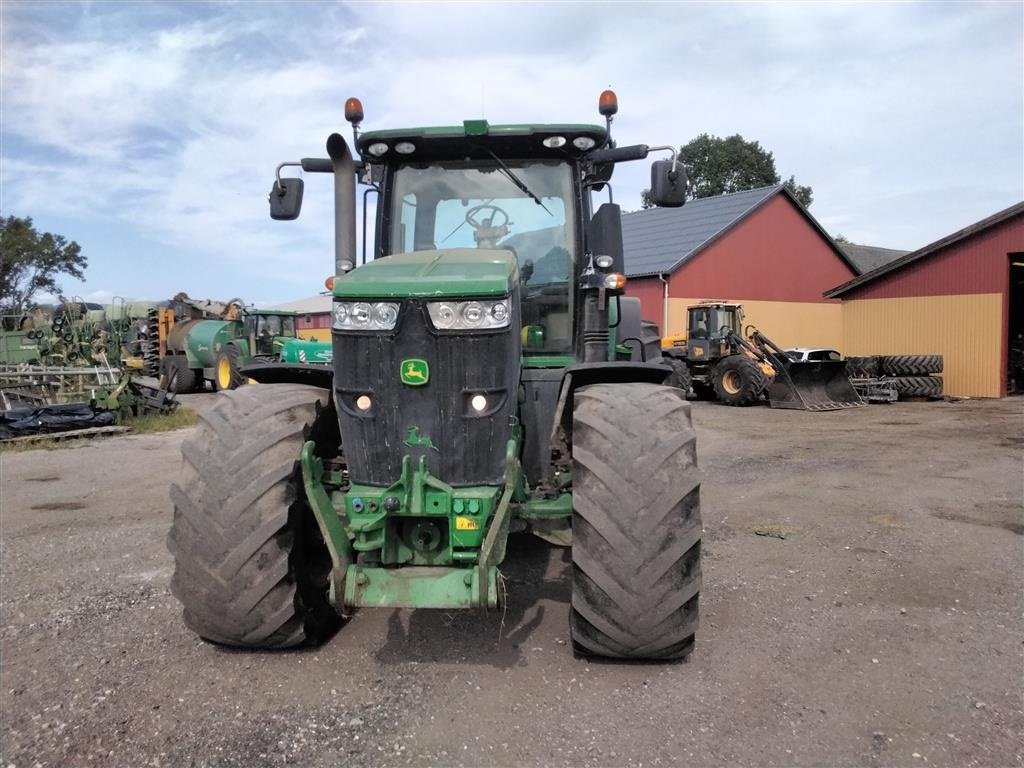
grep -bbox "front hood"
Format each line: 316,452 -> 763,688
333,248 -> 517,300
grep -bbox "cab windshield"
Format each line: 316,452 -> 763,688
689,307 -> 740,339
388,160 -> 576,354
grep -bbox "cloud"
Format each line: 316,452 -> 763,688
1,1 -> 1020,304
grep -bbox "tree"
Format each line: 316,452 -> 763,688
641,133 -> 813,209
0,216 -> 86,321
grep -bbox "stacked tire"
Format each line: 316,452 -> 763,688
880,355 -> 943,398
848,354 -> 943,399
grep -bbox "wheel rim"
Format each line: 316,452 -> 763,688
722,370 -> 742,395
218,358 -> 232,389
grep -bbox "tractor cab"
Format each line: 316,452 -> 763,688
244,310 -> 297,356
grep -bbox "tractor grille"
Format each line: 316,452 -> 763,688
332,298 -> 520,487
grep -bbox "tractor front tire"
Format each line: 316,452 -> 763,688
570,383 -> 702,660
712,355 -> 766,406
167,384 -> 338,649
215,345 -> 244,391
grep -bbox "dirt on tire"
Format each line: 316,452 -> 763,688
713,354 -> 766,406
166,383 -> 338,648
569,382 -> 701,659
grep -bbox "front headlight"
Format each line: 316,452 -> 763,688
427,298 -> 511,330
333,301 -> 400,330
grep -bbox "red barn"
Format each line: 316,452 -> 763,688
623,185 -> 858,350
826,202 -> 1024,398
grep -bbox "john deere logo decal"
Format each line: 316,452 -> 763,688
401,359 -> 429,386
403,426 -> 438,451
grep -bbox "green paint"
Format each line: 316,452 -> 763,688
403,425 -> 437,451
343,564 -> 499,609
463,119 -> 489,136
278,337 -> 332,364
400,358 -> 429,386
334,250 -> 515,299
299,441 -> 353,610
521,354 -> 575,368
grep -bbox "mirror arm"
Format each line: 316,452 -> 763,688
646,145 -> 680,176
274,161 -> 301,192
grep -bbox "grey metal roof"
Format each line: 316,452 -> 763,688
269,294 -> 332,314
839,243 -> 910,275
621,185 -> 782,277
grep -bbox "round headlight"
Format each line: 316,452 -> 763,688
334,303 -> 349,323
573,136 -> 597,150
462,301 -> 484,326
373,302 -> 398,326
367,142 -> 389,157
356,394 -> 372,411
490,301 -> 509,323
351,302 -> 372,326
434,302 -> 457,329
595,254 -> 614,269
470,394 -> 487,413
542,136 -> 566,148
394,142 -> 415,154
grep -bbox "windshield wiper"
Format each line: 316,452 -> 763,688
485,149 -> 552,215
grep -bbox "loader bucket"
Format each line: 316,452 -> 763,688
766,360 -> 866,411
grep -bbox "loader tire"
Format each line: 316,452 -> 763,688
712,355 -> 766,406
892,375 -> 943,399
215,345 -> 244,391
664,358 -> 692,395
570,383 -> 701,660
167,384 -> 338,649
691,380 -> 715,400
880,354 -> 943,376
845,356 -> 881,379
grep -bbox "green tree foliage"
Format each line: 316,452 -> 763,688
641,133 -> 813,209
0,216 -> 86,319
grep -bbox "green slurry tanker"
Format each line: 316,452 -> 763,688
161,305 -> 331,392
167,91 -> 703,660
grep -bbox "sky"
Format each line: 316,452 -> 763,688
2,1 -> 1022,307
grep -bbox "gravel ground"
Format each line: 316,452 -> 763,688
1,394 -> 1021,768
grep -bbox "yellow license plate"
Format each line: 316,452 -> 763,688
455,516 -> 478,531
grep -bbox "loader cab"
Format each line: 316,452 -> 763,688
688,302 -> 742,341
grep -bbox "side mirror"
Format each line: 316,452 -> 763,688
269,177 -> 304,220
588,203 -> 625,274
649,160 -> 687,208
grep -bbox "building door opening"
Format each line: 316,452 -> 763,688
1009,253 -> 1024,395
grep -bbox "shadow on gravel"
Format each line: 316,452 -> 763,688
372,533 -> 570,669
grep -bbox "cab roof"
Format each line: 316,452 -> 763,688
357,121 -> 607,162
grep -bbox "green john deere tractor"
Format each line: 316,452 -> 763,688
167,91 -> 703,660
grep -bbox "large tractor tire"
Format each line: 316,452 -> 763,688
712,355 -> 766,406
570,383 -> 701,660
892,375 -> 943,399
215,345 -> 245,391
167,384 -> 339,648
880,354 -> 943,376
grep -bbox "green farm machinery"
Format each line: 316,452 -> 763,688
167,91 -> 703,659
159,302 -> 330,392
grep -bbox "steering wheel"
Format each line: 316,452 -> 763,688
465,204 -> 510,230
